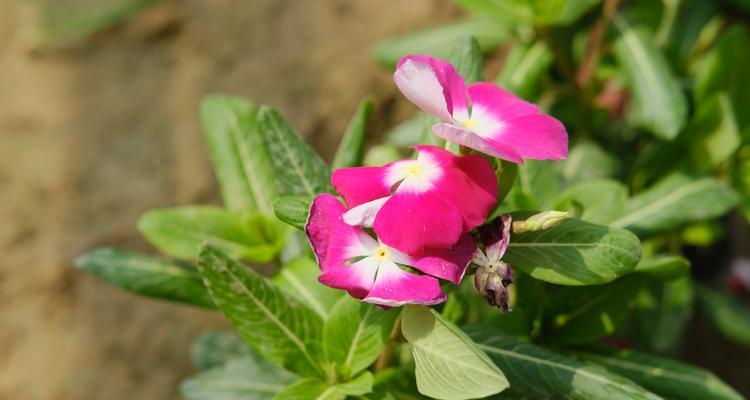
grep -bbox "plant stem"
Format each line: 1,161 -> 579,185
373,310 -> 403,372
576,0 -> 622,88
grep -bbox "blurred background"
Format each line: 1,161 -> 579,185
1,0 -> 749,399
0,0 -> 459,399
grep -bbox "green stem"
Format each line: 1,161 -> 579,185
373,311 -> 403,372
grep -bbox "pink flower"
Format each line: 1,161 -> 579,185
305,194 -> 476,307
332,145 -> 497,255
393,55 -> 568,164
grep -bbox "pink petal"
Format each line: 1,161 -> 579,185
305,194 -> 377,272
394,55 -> 469,120
466,83 -> 568,161
364,261 -> 446,307
331,166 -> 391,208
432,123 -> 524,164
500,114 -> 568,160
468,82 -> 539,122
436,153 -> 498,229
318,257 -> 379,299
374,190 -> 464,255
412,234 -> 476,284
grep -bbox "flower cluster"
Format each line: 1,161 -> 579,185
305,55 -> 568,307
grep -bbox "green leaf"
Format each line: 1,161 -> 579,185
613,17 -> 687,140
496,160 -> 518,207
534,0 -> 602,26
370,368 -> 422,400
38,0 -> 160,44
323,296 -> 397,379
272,257 -> 342,320
456,0 -> 601,26
332,98 -> 374,169
373,19 -> 509,67
385,116 -> 424,148
630,276 -> 693,354
200,95 -> 276,214
258,107 -> 332,197
273,373 -> 373,400
197,246 -> 324,377
502,159 -> 561,212
504,217 -> 642,286
681,220 -> 724,246
694,25 -> 750,131
364,144 -> 403,166
466,326 -> 662,399
682,92 -> 740,170
554,180 -> 628,224
190,331 -> 253,370
609,173 -> 738,235
560,141 -> 619,185
401,305 -> 509,400
495,41 -> 553,100
74,247 -> 213,308
449,36 -> 483,84
454,0 -> 533,22
274,379 -> 344,400
695,284 -> 750,347
138,206 -> 286,262
575,346 -> 742,400
546,276 -> 641,345
274,196 -> 312,231
181,356 -> 296,400
337,371 -> 375,395
634,255 -> 690,281
660,0 -> 717,70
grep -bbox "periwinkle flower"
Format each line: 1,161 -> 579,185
473,215 -> 514,312
393,55 -> 568,164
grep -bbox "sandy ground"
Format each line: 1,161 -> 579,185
0,1 -> 456,398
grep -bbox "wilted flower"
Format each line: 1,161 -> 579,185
473,215 -> 514,312
305,194 -> 476,306
393,54 -> 568,164
332,145 -> 497,255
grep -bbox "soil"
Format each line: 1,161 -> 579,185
0,1 -> 457,399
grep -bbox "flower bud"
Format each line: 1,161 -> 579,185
512,211 -> 570,234
474,262 -> 513,312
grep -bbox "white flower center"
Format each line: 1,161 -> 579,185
384,152 -> 442,193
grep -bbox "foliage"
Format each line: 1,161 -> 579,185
75,1 -> 750,398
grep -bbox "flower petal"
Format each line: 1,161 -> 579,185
342,196 -> 390,227
394,55 -> 468,120
318,257 -> 379,299
364,260 -> 446,306
468,82 -> 539,124
331,166 -> 391,208
437,153 -> 499,229
501,114 -> 568,160
467,83 -> 568,161
478,215 -> 512,261
306,194 -> 378,272
432,123 -> 524,164
412,234 -> 476,284
374,190 -> 464,255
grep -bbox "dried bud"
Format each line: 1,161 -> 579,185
512,211 -> 570,234
474,262 -> 513,312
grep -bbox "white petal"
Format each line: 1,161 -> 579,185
394,60 -> 453,121
342,196 -> 390,227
